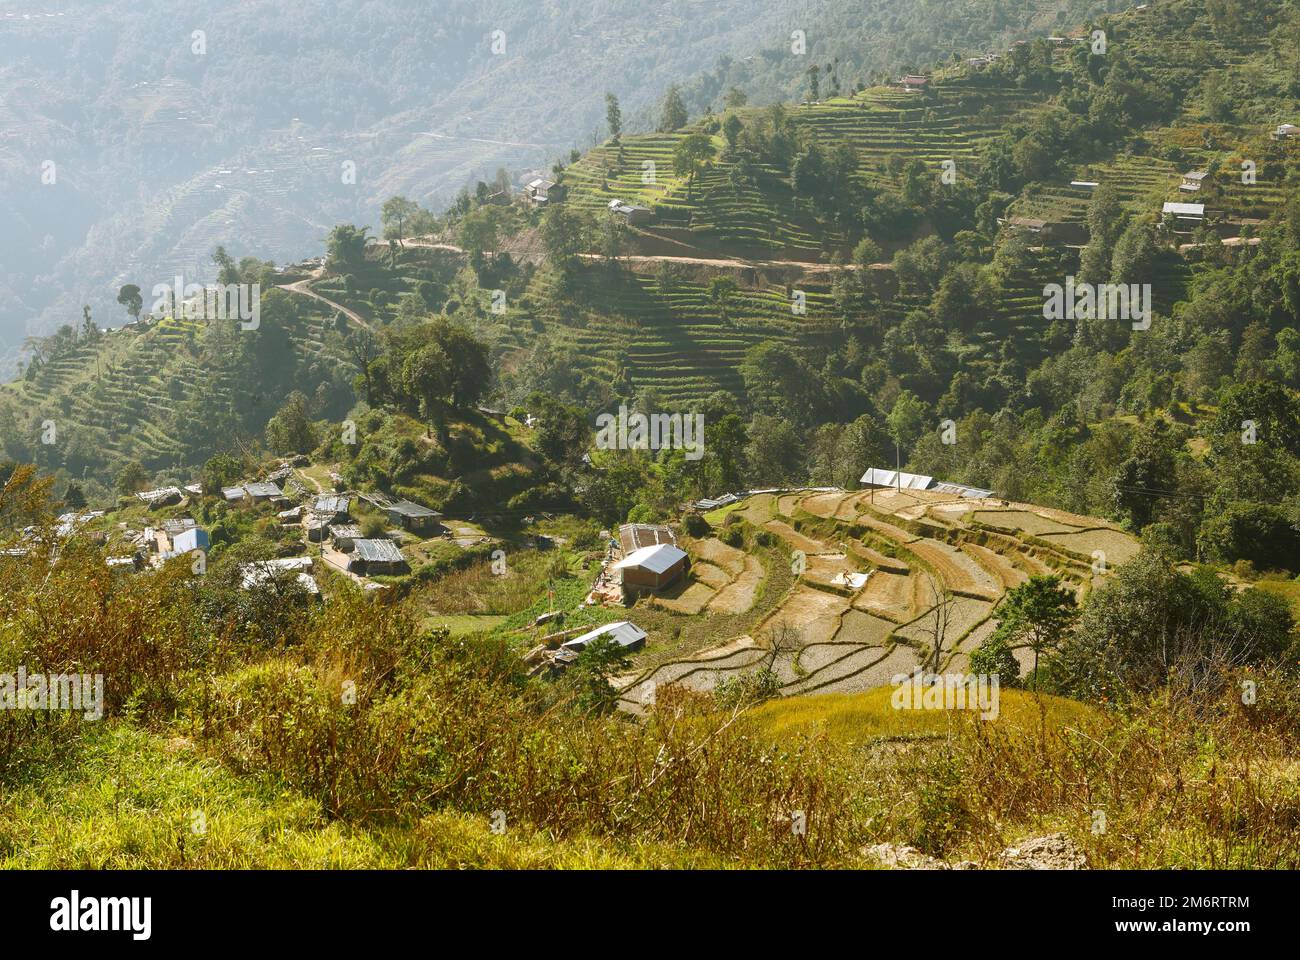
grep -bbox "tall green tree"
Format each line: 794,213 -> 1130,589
673,133 -> 715,201
605,93 -> 622,143
116,285 -> 142,322
659,85 -> 688,132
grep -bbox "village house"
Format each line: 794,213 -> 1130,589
1162,201 -> 1206,230
328,524 -> 364,552
242,481 -> 286,504
525,178 -> 567,205
347,538 -> 409,576
222,481 -> 288,506
55,510 -> 104,539
1180,170 -> 1208,193
557,621 -> 648,662
312,495 -> 350,520
998,215 -> 1085,245
860,468 -> 992,498
239,557 -> 319,595
897,74 -> 929,91
168,527 -> 209,557
304,515 -> 331,543
381,499 -> 443,534
614,543 -> 689,592
1272,123 -> 1299,140
1002,215 -> 1047,235
607,199 -> 654,225
136,486 -> 183,509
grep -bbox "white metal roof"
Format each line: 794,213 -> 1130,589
561,620 -> 648,652
859,468 -> 934,490
613,543 -> 687,574
1162,201 -> 1204,217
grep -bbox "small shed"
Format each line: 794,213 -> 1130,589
614,543 -> 688,591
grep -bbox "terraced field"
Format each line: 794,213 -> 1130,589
3,290 -> 353,472
617,486 -> 1137,708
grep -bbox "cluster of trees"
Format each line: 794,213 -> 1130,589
364,319 -> 491,443
969,557 -> 1296,708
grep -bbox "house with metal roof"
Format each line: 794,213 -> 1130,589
347,538 -> 409,576
525,178 -> 567,204
136,486 -> 183,509
328,524 -> 364,552
239,557 -> 319,595
613,543 -> 688,591
1162,201 -> 1205,222
170,528 -> 210,555
312,495 -> 350,518
559,620 -> 648,655
606,198 -> 654,225
381,499 -> 443,534
860,468 -> 993,498
241,481 -> 285,502
222,481 -> 287,505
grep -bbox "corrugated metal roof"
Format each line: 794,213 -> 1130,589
171,528 -> 209,553
931,482 -> 994,499
137,486 -> 182,503
386,499 -> 440,518
353,538 -> 405,563
1162,201 -> 1204,217
614,543 -> 687,575
313,495 -> 350,514
561,620 -> 647,652
860,468 -> 934,490
242,482 -> 284,498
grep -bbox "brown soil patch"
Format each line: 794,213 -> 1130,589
707,556 -> 765,614
691,537 -> 746,576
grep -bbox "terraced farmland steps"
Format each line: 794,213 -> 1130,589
616,487 -> 1138,709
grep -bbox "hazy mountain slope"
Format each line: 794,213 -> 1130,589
0,0 -> 1106,376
